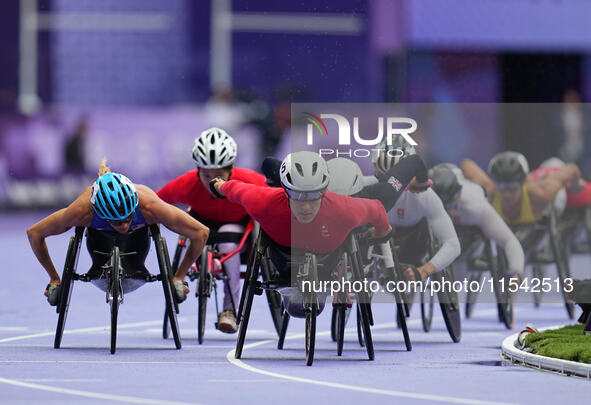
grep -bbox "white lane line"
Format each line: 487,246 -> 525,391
227,310 -> 516,405
207,379 -> 287,383
0,360 -> 227,365
0,376 -> 201,405
0,319 -> 188,344
0,327 -> 29,332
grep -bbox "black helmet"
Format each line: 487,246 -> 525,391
487,151 -> 529,184
428,163 -> 463,207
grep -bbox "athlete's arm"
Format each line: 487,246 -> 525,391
532,163 -> 583,203
365,154 -> 429,211
26,187 -> 94,284
478,203 -> 525,276
461,159 -> 496,200
423,192 -> 462,273
138,186 -> 209,281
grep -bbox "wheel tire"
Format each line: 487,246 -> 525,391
162,309 -> 170,339
336,304 -> 346,356
198,249 -> 210,344
110,247 -> 121,355
465,272 -> 481,319
54,233 -> 80,349
305,303 -> 317,366
421,277 -> 434,332
277,312 -> 290,350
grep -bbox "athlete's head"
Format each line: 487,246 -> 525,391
280,151 -> 330,223
326,158 -> 364,197
372,134 -> 416,178
193,127 -> 237,194
488,151 -> 528,203
91,161 -> 138,233
429,163 -> 463,216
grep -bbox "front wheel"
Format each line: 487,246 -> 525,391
110,247 -> 121,355
197,247 -> 211,344
305,303 -> 317,366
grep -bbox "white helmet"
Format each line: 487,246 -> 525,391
192,127 -> 237,169
372,134 -> 416,177
280,151 -> 329,200
327,158 -> 364,196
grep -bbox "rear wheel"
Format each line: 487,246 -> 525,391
54,230 -> 82,349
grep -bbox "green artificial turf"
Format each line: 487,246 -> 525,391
525,324 -> 591,364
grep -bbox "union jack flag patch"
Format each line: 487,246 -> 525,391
388,176 -> 402,191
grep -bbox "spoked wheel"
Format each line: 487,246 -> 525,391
54,229 -> 83,349
305,302 -> 317,367
335,304 -> 347,356
549,209 -> 576,319
465,272 -> 482,319
110,247 -> 122,355
420,277 -> 435,332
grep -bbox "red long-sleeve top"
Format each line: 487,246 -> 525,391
220,180 -> 390,253
157,168 -> 266,223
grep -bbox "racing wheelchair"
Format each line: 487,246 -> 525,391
163,221 -> 283,343
464,204 -> 575,322
235,229 -> 375,366
54,225 -> 181,354
388,219 -> 461,343
457,225 -> 514,329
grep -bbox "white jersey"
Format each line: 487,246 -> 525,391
388,188 -> 460,271
452,180 -> 524,274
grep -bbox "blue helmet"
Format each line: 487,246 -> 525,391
91,173 -> 138,220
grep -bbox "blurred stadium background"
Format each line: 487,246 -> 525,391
2,0 -> 591,210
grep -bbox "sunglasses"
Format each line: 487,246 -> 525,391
108,211 -> 135,226
284,188 -> 324,201
495,181 -> 521,191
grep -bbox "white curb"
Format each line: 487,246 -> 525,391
501,325 -> 591,379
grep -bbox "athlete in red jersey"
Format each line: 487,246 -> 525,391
211,151 -> 391,318
157,128 -> 265,333
212,151 -> 391,254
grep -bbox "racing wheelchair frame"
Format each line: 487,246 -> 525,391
54,225 -> 181,354
235,229 -> 375,366
163,221 -> 283,343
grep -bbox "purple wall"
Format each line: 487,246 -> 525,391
407,0 -> 591,51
